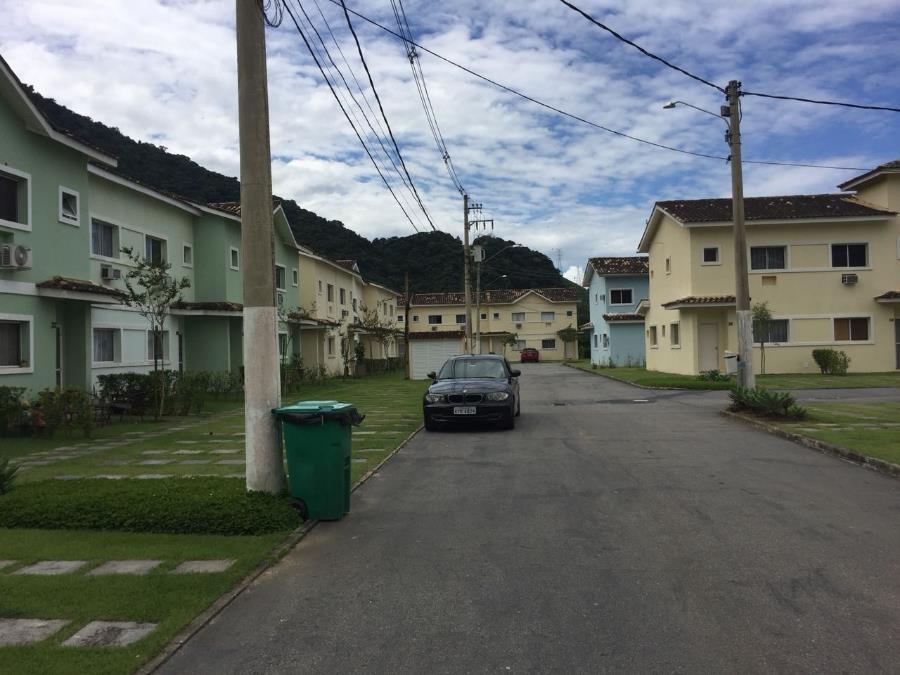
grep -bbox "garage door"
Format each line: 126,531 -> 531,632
410,339 -> 461,380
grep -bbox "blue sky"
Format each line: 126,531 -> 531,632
2,0 -> 899,281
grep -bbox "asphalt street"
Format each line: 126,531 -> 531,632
158,363 -> 900,674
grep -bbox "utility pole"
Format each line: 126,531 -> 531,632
463,193 -> 473,354
473,245 -> 483,355
404,270 -> 411,379
236,0 -> 284,493
725,79 -> 755,389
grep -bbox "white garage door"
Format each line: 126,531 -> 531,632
410,339 -> 461,380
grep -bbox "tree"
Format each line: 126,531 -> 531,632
121,246 -> 190,418
357,304 -> 399,360
751,301 -> 773,375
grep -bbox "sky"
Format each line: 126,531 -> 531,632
2,0 -> 899,285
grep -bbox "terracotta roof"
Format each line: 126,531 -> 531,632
586,256 -> 649,276
602,313 -> 644,321
36,276 -> 124,298
874,291 -> 900,302
407,331 -> 465,340
579,322 -> 594,331
410,287 -> 580,306
656,194 -> 894,223
172,301 -> 243,312
206,199 -> 283,216
335,259 -> 359,272
838,160 -> 900,190
661,295 -> 736,308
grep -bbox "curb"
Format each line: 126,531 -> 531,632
561,362 -> 719,392
141,423 -> 424,674
720,410 -> 900,480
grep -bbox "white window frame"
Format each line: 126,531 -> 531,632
540,311 -> 555,321
0,165 -> 31,232
0,313 -> 34,374
58,186 -> 80,226
648,325 -> 658,348
292,268 -> 299,287
670,322 -> 680,348
511,312 -> 526,322
146,329 -> 170,363
327,284 -> 334,302
230,247 -> 240,270
601,333 -> 609,350
182,243 -> 193,267
832,316 -> 872,343
275,264 -> 287,291
92,327 -> 122,365
339,288 -> 346,305
143,233 -> 168,265
701,246 -> 720,265
608,288 -> 633,306
327,335 -> 335,356
91,217 -> 120,260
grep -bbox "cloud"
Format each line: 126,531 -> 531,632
1,0 -> 897,274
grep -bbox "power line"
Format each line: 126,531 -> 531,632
327,1 -> 867,171
279,0 -> 421,232
556,0 -> 723,92
742,90 -> 900,114
339,0 -> 437,230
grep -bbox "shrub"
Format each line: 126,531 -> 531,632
812,348 -> 851,375
0,478 -> 299,535
729,386 -> 807,419
0,387 -> 27,434
698,369 -> 731,382
34,388 -> 94,438
0,458 -> 18,495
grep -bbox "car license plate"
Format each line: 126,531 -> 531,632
453,406 -> 477,415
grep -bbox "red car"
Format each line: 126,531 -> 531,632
520,348 -> 539,363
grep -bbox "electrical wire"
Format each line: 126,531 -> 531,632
279,0 -> 421,232
339,0 -> 437,230
742,90 -> 900,114
258,0 -> 284,27
326,1 -> 871,171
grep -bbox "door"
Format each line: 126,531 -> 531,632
698,322 -> 719,371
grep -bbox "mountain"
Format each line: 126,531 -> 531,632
29,88 -> 580,298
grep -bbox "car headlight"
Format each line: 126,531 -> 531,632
485,392 -> 509,401
424,393 -> 446,403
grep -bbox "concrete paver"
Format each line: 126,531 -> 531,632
171,560 -> 236,574
87,560 -> 163,576
62,621 -> 156,647
14,561 -> 88,576
0,619 -> 69,646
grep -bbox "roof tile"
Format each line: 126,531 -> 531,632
657,194 -> 894,223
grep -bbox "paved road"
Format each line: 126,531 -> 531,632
159,364 -> 900,674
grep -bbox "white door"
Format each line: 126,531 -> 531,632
698,323 -> 719,371
410,339 -> 461,380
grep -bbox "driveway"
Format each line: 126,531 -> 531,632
158,363 -> 900,674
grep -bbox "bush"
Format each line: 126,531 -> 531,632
812,349 -> 851,375
0,387 -> 27,434
729,386 -> 807,419
698,369 -> 731,382
0,458 -> 18,495
34,388 -> 95,438
0,478 -> 299,535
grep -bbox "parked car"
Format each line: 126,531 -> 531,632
520,348 -> 539,362
423,354 -> 520,431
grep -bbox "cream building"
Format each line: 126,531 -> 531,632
403,287 -> 580,378
359,281 -> 402,360
637,161 -> 900,375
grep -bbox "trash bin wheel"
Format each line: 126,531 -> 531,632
290,498 -> 309,521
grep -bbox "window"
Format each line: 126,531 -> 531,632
541,311 -> 555,321
753,319 -> 788,343
292,268 -> 299,286
339,288 -> 346,305
145,235 -> 166,264
593,334 -> 598,348
59,187 -> 79,225
515,340 -> 527,350
702,247 -> 719,264
661,325 -> 666,337
91,219 -> 118,258
389,304 -> 394,315
609,289 -> 633,305
480,313 -> 487,320
493,313 -> 499,320
750,246 -> 786,270
278,333 -> 288,357
670,323 -> 680,347
147,331 -> 170,362
428,315 -> 443,325
275,265 -> 286,290
93,328 -> 120,363
511,312 -> 525,322
352,298 -> 357,312
649,326 -> 658,347
327,284 -> 334,302
601,334 -> 609,349
327,336 -> 335,355
318,280 -> 322,293
342,310 -> 349,318
665,257 -> 671,274
834,317 -> 869,342
0,166 -> 29,229
0,317 -> 31,370
566,310 -> 573,317
456,314 -> 466,324
831,243 -> 867,268
230,247 -> 240,270
398,315 -> 404,323
182,244 -> 193,266
412,315 -> 420,322
541,339 -> 556,349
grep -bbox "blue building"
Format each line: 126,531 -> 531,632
582,257 -> 649,366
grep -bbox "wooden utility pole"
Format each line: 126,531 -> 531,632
462,193 -> 473,353
236,0 -> 284,493
726,79 -> 755,389
474,250 -> 482,354
404,270 -> 411,379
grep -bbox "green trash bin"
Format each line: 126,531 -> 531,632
272,400 -> 364,521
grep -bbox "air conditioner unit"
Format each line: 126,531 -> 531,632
0,244 -> 32,270
100,265 -> 121,281
515,323 -> 522,329
431,326 -> 437,331
841,273 -> 858,285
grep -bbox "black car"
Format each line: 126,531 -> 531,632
423,354 -> 521,431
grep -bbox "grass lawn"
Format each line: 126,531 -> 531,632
567,360 -> 900,391
770,402 -> 900,466
0,371 -> 427,673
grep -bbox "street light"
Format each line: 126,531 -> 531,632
663,82 -> 754,388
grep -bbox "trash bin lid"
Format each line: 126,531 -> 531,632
272,400 -> 356,414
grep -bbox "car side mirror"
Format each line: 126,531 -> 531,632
510,369 -> 521,377
427,371 -> 437,380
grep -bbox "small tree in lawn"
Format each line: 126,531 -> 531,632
751,301 -> 773,375
121,246 -> 190,418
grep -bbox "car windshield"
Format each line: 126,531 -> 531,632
438,358 -> 507,380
